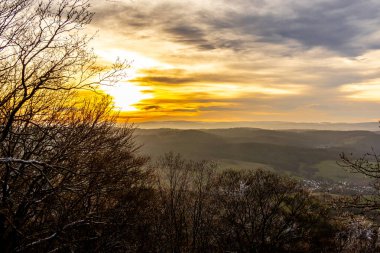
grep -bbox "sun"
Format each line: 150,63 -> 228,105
103,82 -> 152,111
94,49 -> 171,112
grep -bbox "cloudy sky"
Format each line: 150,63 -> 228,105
89,0 -> 380,122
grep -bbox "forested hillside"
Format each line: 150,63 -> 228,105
136,128 -> 380,182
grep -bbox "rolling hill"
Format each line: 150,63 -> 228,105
135,128 -> 380,182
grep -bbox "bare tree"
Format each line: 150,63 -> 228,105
0,0 -> 125,142
212,169 -> 334,253
0,93 -> 153,252
0,1 -> 150,252
337,151 -> 380,252
339,149 -> 380,210
150,154 -> 341,252
152,153 -> 218,252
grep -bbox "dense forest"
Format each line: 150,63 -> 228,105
1,0 -> 380,252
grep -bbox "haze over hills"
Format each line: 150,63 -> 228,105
136,121 -> 380,131
135,127 -> 380,183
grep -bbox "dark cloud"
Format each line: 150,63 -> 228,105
172,108 -> 198,112
93,0 -> 380,56
165,24 -> 216,50
131,76 -> 197,85
241,0 -> 380,56
133,67 -> 308,87
205,0 -> 380,55
142,105 -> 161,111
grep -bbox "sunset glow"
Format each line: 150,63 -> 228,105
102,82 -> 153,111
88,0 -> 380,123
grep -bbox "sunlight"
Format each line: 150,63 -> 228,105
95,49 -> 164,112
95,49 -> 171,76
103,82 -> 153,111
340,81 -> 380,101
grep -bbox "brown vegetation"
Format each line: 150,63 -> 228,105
0,0 -> 379,252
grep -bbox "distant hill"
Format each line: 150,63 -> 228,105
135,128 -> 380,183
135,121 -> 380,131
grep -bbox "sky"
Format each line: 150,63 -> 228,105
88,0 -> 380,123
